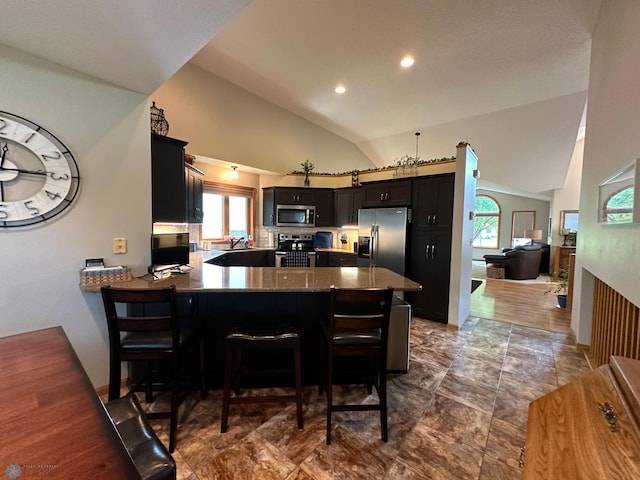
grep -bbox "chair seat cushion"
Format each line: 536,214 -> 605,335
121,328 -> 196,350
225,326 -> 300,349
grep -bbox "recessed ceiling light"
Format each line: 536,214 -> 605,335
335,85 -> 346,94
400,56 -> 415,68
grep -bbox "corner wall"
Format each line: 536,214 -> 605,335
573,0 -> 640,344
0,45 -> 152,387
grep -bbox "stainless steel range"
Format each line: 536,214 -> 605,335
275,233 -> 316,267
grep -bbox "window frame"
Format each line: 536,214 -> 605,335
201,181 -> 255,245
473,194 -> 501,249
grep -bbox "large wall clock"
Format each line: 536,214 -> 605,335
0,111 -> 80,227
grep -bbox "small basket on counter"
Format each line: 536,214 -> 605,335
79,265 -> 132,292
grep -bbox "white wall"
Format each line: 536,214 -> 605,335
0,45 -> 152,387
449,144 -> 478,327
152,64 -> 374,175
573,0 -> 640,343
550,138 -> 583,246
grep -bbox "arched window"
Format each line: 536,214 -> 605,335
473,195 -> 500,248
603,186 -> 634,223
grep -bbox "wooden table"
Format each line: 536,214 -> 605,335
0,327 -> 139,478
523,356 -> 640,478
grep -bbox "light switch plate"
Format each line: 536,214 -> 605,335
113,238 -> 127,254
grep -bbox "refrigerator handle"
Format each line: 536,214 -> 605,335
371,225 -> 378,267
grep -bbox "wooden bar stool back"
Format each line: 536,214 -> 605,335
323,286 -> 394,444
101,285 -> 206,453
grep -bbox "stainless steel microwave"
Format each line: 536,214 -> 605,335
276,204 -> 316,227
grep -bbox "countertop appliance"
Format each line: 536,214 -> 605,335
357,207 -> 411,276
275,233 -> 316,267
276,204 -> 316,228
313,231 -> 333,249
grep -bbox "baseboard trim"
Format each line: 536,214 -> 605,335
95,379 -> 127,397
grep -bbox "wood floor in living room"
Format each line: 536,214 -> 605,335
107,269 -> 590,479
471,260 -> 572,334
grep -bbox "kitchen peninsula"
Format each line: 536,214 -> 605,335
87,256 -> 421,388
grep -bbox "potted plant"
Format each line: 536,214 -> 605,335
300,159 -> 314,187
546,268 -> 569,308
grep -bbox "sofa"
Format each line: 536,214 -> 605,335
483,245 -> 543,280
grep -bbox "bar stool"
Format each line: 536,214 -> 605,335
101,285 -> 207,453
321,287 -> 394,444
220,323 -> 303,433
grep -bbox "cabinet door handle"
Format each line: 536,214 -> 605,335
425,244 -> 430,260
431,245 -> 436,259
427,214 -> 432,224
432,214 -> 437,225
384,193 -> 389,201
380,193 -> 384,201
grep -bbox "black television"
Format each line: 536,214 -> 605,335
151,233 -> 190,268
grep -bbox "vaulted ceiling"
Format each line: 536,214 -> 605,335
0,0 -> 602,198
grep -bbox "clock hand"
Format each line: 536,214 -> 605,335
0,144 -> 7,168
0,166 -> 48,176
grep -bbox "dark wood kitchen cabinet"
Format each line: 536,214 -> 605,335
315,250 -> 357,267
406,173 -> 454,323
151,134 -> 204,223
361,179 -> 412,207
334,187 -> 363,225
314,188 -> 335,227
262,187 -> 334,226
411,174 -> 455,230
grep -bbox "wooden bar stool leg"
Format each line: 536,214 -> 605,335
379,357 -> 388,442
326,353 -> 334,445
199,335 -> 207,400
220,348 -> 233,433
294,346 -> 303,429
145,360 -> 153,403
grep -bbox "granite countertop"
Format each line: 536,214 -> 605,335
80,248 -> 420,293
81,257 -> 419,294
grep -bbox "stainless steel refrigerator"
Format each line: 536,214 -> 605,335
357,207 -> 410,276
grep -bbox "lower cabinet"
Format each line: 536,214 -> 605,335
316,251 -> 357,267
406,229 -> 452,323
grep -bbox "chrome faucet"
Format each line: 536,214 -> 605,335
229,236 -> 245,249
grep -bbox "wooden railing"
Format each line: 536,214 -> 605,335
591,278 -> 640,367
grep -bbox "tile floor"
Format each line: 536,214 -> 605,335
124,316 -> 591,479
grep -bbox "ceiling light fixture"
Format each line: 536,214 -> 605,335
335,85 -> 346,94
230,166 -> 238,179
400,56 -> 415,68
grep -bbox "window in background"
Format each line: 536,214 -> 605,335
473,195 -> 500,248
202,183 -> 254,242
604,186 -> 634,223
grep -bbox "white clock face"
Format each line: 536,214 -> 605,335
0,111 -> 80,227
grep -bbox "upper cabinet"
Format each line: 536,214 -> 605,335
262,187 -> 334,226
151,134 -> 204,223
411,174 -> 455,229
361,179 -> 412,207
334,187 -> 363,226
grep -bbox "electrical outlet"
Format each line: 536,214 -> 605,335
113,237 -> 127,254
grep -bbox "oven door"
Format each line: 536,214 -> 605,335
276,205 -> 315,227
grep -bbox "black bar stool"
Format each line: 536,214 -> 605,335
321,286 -> 394,444
101,285 -> 207,453
220,324 -> 303,433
